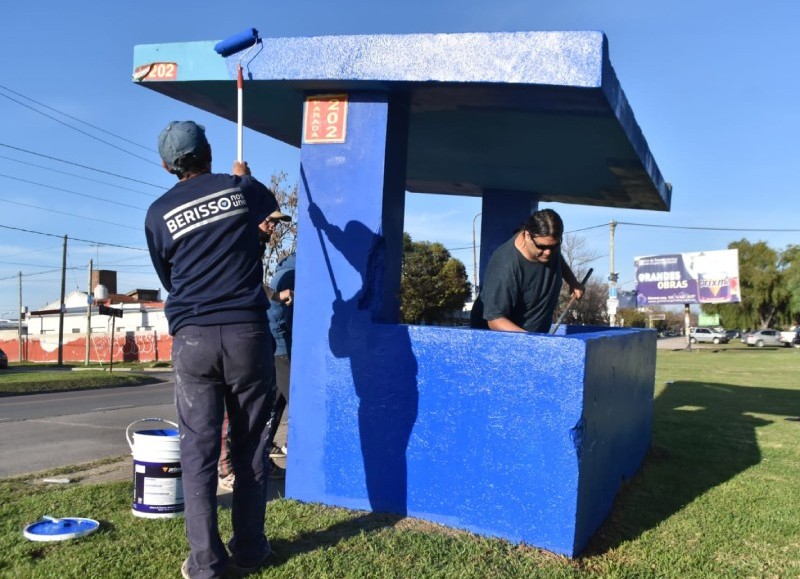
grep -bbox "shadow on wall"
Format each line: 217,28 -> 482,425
584,380 -> 800,555
310,201 -> 419,515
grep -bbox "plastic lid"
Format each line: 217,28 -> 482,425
23,516 -> 100,542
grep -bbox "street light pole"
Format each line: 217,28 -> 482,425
472,212 -> 482,299
608,220 -> 618,327
85,259 -> 93,366
18,271 -> 23,363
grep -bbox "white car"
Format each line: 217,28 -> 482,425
689,327 -> 729,344
779,327 -> 800,347
746,329 -> 783,348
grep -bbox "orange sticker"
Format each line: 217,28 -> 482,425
303,94 -> 348,144
133,62 -> 178,82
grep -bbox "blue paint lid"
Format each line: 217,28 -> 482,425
23,516 -> 100,542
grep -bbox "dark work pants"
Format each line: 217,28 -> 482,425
173,322 -> 275,579
266,354 -> 290,447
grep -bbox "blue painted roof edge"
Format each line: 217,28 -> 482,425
601,40 -> 672,208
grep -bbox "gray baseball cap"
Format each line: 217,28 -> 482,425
158,121 -> 209,169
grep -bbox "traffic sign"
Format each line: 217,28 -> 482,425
98,305 -> 123,318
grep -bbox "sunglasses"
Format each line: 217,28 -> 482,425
529,235 -> 561,252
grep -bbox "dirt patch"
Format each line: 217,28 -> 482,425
31,456 -> 131,487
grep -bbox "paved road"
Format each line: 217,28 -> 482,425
0,379 -> 176,477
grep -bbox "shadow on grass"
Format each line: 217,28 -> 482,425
269,512 -> 404,563
583,380 -> 800,556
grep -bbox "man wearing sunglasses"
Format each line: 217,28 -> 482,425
471,208 -> 584,333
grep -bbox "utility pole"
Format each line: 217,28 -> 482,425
57,235 -> 67,366
18,271 -> 23,363
607,221 -> 618,327
472,212 -> 482,299
85,259 -> 93,366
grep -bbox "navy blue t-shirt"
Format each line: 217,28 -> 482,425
145,173 -> 278,335
473,235 -> 563,333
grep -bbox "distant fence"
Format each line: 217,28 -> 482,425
0,331 -> 172,364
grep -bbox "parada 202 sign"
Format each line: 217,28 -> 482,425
303,94 -> 348,144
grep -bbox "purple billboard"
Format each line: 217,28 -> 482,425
634,250 -> 741,306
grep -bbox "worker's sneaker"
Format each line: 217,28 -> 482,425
269,444 -> 286,458
218,473 -> 235,492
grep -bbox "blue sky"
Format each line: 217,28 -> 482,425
1,1 -> 798,316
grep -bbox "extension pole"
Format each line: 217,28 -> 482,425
237,65 -> 244,162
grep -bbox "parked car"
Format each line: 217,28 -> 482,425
779,327 -> 800,348
725,329 -> 742,341
0,347 -> 7,369
689,327 -> 729,344
745,329 -> 784,348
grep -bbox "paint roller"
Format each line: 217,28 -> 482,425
214,28 -> 260,162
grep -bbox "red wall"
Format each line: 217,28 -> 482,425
1,332 -> 172,364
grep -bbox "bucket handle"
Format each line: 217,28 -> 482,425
126,418 -> 179,451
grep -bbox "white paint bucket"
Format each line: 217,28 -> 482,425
126,418 -> 184,518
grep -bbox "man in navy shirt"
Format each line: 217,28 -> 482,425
145,121 -> 278,579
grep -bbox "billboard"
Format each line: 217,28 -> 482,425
634,249 -> 740,306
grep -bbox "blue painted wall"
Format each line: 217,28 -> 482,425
286,84 -> 658,557
288,315 -> 656,555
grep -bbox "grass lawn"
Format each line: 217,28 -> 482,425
0,366 -> 163,396
1,348 -> 798,578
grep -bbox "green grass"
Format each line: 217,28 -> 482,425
0,368 -> 161,396
1,348 -> 798,578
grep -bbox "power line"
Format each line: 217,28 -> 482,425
0,223 -> 147,251
0,142 -> 165,189
0,267 -> 84,282
0,84 -> 155,153
567,223 -> 611,234
0,154 -> 158,198
0,173 -> 146,211
0,197 -> 139,230
616,221 -> 800,233
0,89 -> 160,166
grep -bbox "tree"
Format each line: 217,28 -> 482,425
555,232 -> 606,325
778,244 -> 800,326
263,172 -> 298,281
702,239 -> 785,329
616,307 -> 649,328
400,233 -> 471,324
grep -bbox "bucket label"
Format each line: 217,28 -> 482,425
132,459 -> 184,515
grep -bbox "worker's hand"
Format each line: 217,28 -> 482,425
279,289 -> 294,306
232,161 -> 251,176
570,285 -> 585,301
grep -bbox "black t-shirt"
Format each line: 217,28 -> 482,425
472,234 -> 563,333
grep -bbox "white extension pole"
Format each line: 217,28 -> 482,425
237,64 -> 244,162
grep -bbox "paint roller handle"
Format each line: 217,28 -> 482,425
126,418 -> 179,451
572,268 -> 593,298
550,268 -> 593,335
